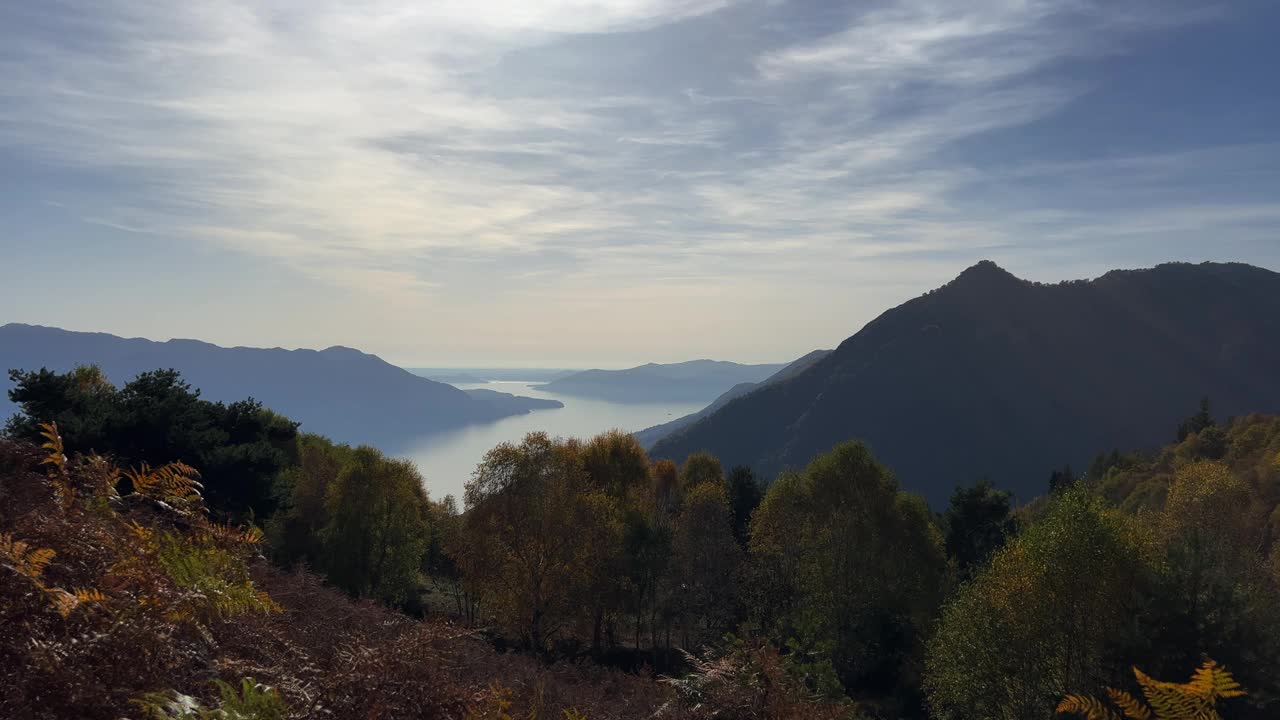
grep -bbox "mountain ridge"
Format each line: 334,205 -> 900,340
634,349 -> 832,448
539,358 -> 788,402
0,323 -> 561,447
649,260 -> 1280,505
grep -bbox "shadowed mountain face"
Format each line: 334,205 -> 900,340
0,324 -> 560,446
634,349 -> 831,448
540,359 -> 787,403
650,261 -> 1280,506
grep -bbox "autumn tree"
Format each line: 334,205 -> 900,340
581,430 -> 650,497
460,432 -> 620,651
680,451 -> 724,490
670,481 -> 742,648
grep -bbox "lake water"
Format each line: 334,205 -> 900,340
394,382 -> 707,503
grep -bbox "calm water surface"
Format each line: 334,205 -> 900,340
396,382 -> 706,502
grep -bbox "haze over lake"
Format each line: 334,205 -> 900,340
395,380 -> 706,502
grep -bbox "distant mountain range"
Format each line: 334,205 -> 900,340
407,368 -> 578,383
0,324 -> 561,447
650,261 -> 1280,506
540,359 -> 788,402
634,349 -> 831,448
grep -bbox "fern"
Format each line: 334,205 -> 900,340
125,461 -> 205,511
38,421 -> 75,507
155,531 -> 279,622
1106,689 -> 1154,720
1057,660 -> 1245,720
0,533 -> 56,580
133,678 -> 287,719
1058,695 -> 1121,720
38,421 -> 67,470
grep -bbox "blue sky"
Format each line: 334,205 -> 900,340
1,0 -> 1278,366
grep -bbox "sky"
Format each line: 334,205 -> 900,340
2,0 -> 1278,367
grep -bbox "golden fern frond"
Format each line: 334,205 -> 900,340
0,534 -> 56,580
74,587 -> 107,604
200,523 -> 264,547
1106,688 -> 1154,720
1189,660 -> 1245,700
46,588 -> 79,617
125,461 -> 204,509
82,454 -> 123,503
1058,694 -> 1122,720
38,421 -> 77,507
44,587 -> 107,617
24,548 -> 56,579
1134,667 -> 1209,720
38,422 -> 67,470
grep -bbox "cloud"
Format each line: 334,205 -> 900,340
0,0 -> 1276,362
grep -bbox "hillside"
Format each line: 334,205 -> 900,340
650,261 -> 1280,505
0,324 -> 560,447
634,349 -> 830,448
540,359 -> 786,402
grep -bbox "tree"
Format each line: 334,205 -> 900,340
670,481 -> 742,647
578,431 -> 649,652
750,441 -> 947,714
943,479 -> 1017,579
267,433 -> 351,565
726,465 -> 763,547
680,452 -> 724,490
5,365 -> 116,450
925,486 -> 1155,720
6,367 -> 296,520
1133,461 -> 1280,710
581,430 -> 650,498
460,432 -> 613,650
319,446 -> 431,606
1177,396 -> 1215,443
1049,464 -> 1077,494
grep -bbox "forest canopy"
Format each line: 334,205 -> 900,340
4,367 -> 1279,719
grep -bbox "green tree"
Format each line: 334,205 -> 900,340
1177,396 -> 1215,442
924,486 -> 1155,720
267,433 -> 351,565
726,465 -> 763,547
749,441 -> 947,714
319,446 -> 431,606
943,479 -> 1017,579
6,367 -> 296,519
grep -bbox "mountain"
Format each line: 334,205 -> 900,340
0,324 -> 561,447
634,349 -> 831,448
427,373 -> 489,385
649,261 -> 1280,506
407,368 -> 578,383
463,387 -> 563,413
540,359 -> 788,402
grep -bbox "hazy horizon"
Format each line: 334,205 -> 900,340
4,1 -> 1280,366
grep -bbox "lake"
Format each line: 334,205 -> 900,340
394,381 -> 708,503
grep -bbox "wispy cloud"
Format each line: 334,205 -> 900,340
1,0 -> 1276,362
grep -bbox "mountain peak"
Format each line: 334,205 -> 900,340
957,259 -> 1017,281
942,260 -> 1026,295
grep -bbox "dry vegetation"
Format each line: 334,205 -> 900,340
0,430 -> 851,719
